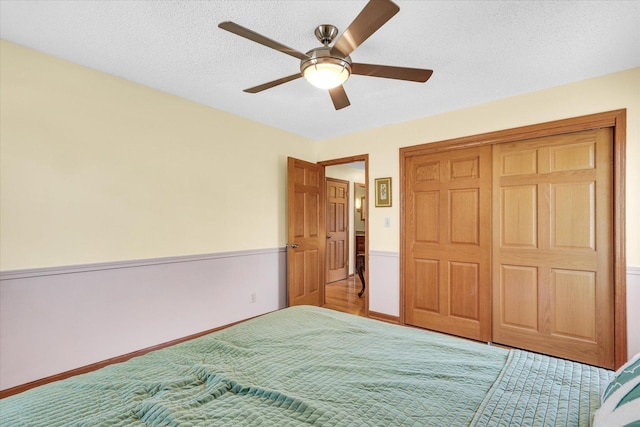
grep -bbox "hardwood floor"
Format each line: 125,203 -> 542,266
323,274 -> 365,317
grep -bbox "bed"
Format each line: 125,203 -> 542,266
0,306 -> 636,426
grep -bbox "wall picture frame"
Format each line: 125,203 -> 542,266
375,177 -> 392,207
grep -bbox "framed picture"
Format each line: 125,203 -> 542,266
375,177 -> 392,207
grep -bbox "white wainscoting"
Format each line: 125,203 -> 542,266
0,248 -> 286,391
2,250 -> 637,390
627,266 -> 640,360
369,250 -> 400,317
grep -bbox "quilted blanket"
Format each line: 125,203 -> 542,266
470,349 -> 613,426
0,306 -> 611,426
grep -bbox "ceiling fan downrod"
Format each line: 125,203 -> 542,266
314,25 -> 339,46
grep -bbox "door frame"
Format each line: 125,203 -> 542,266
399,109 -> 627,368
354,181 -> 366,269
319,155 -> 369,316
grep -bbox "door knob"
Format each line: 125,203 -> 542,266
289,243 -> 299,249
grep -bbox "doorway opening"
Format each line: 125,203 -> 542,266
321,156 -> 368,317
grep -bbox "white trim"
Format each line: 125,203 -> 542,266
369,250 -> 399,258
627,266 -> 640,276
0,247 -> 286,281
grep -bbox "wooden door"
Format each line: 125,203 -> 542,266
404,146 -> 492,342
492,128 -> 614,368
287,157 -> 325,307
326,178 -> 349,283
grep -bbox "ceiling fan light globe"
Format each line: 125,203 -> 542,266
303,64 -> 349,89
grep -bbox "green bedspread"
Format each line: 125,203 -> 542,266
0,306 -> 612,426
470,349 -> 613,426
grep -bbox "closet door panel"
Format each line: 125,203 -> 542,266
492,128 -> 613,368
551,182 -> 595,250
413,259 -> 439,312
415,192 -> 440,242
551,269 -> 596,341
405,146 -> 491,342
500,185 -> 537,248
449,261 -> 480,320
450,189 -> 480,244
500,265 -> 538,330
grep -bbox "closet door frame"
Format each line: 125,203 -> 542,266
399,109 -> 627,369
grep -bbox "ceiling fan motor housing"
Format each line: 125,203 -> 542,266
300,48 -> 352,73
300,47 -> 352,89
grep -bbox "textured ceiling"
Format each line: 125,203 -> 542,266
1,0 -> 639,140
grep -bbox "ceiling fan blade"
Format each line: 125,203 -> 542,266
351,63 -> 433,82
330,0 -> 399,57
329,85 -> 351,110
219,21 -> 309,61
243,74 -> 302,93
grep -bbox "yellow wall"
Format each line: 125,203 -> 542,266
316,67 -> 640,266
0,40 -> 314,270
2,40 -> 638,269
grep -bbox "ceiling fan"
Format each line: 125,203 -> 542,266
218,0 -> 433,110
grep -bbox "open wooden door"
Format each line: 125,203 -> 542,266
287,157 -> 325,306
326,178 -> 349,283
